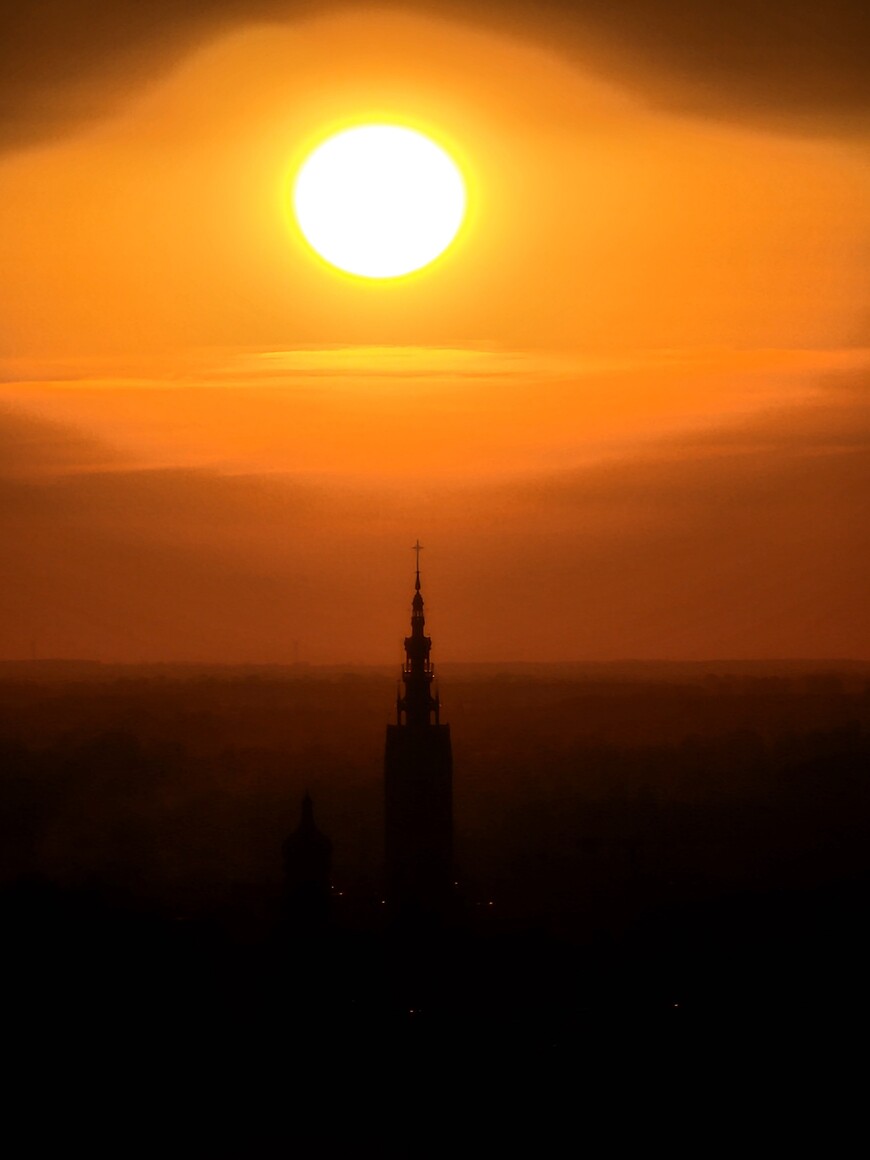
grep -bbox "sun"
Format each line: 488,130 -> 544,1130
292,125 -> 467,279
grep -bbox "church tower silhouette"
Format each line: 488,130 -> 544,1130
384,542 -> 453,922
283,791 -> 333,933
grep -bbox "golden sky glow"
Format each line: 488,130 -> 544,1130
0,9 -> 868,663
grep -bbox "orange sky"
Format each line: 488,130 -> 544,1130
1,7 -> 868,663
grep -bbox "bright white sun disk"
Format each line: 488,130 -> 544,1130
293,125 -> 466,279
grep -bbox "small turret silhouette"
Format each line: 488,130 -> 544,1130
283,792 -> 333,933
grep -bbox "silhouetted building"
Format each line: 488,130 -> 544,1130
283,792 -> 332,933
384,544 -> 453,922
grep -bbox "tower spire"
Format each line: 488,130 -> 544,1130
384,543 -> 454,921
397,542 -> 439,728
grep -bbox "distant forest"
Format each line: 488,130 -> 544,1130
2,664 -> 867,940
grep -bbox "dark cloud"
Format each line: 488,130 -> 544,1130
447,374 -> 870,661
512,0 -> 870,129
0,0 -> 233,149
1,374 -> 867,662
0,404 -> 120,476
1,0 -> 868,151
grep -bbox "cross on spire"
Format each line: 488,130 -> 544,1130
412,539 -> 424,574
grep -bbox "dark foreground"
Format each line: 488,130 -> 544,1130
2,663 -> 868,1142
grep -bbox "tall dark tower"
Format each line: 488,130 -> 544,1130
384,542 -> 453,922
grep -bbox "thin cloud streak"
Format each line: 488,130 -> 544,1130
1,347 -> 863,482
0,365 -> 866,662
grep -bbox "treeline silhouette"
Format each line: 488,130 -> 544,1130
2,667 -> 869,1088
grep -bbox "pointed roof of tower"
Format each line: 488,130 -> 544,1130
411,539 -> 425,611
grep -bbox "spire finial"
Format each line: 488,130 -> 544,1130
412,539 -> 424,589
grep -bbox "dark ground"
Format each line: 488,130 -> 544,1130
2,661 -> 868,1141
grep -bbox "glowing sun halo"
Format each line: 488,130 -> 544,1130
293,125 -> 467,279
